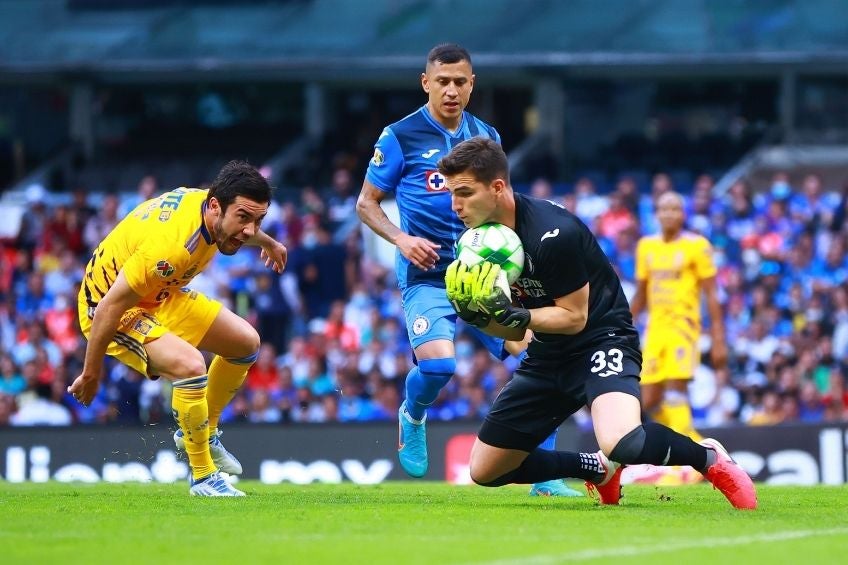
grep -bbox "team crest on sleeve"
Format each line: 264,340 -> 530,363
412,315 -> 430,336
425,170 -> 447,192
371,148 -> 385,167
154,260 -> 175,277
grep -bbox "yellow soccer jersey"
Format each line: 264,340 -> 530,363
635,231 -> 716,340
80,188 -> 218,310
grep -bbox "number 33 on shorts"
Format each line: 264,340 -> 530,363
591,348 -> 624,377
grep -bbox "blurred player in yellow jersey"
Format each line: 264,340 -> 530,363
630,192 -> 727,457
70,160 -> 287,496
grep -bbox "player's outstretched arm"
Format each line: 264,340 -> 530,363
246,229 -> 287,274
69,271 -> 142,406
357,179 -> 440,271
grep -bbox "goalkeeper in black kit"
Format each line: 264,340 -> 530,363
440,137 -> 757,509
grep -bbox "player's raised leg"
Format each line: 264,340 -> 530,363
166,294 -> 253,476
396,286 -> 462,477
147,333 -> 244,496
400,340 -> 455,478
197,306 -> 262,475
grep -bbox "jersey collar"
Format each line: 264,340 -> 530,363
199,200 -> 213,244
513,192 -> 524,234
420,105 -> 466,137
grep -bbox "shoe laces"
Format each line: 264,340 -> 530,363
402,420 -> 426,450
209,474 -> 237,493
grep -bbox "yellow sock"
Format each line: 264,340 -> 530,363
172,375 -> 215,480
206,353 -> 255,430
661,400 -> 703,443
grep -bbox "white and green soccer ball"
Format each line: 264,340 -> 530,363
456,223 -> 524,296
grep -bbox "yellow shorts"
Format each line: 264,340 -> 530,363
640,330 -> 700,385
78,288 -> 223,377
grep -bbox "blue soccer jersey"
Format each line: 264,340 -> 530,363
365,105 -> 500,289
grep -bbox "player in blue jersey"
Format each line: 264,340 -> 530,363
356,43 -> 580,496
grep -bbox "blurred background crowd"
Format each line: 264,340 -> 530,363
2,163 -> 848,429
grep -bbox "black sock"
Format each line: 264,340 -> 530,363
639,422 -> 708,470
479,449 -> 603,487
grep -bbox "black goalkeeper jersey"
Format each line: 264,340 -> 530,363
511,192 -> 638,359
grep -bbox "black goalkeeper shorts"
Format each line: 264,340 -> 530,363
478,338 -> 642,452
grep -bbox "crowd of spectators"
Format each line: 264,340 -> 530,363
1,163 -> 847,430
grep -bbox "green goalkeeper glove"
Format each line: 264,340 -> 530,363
471,262 -> 531,330
445,260 -> 491,328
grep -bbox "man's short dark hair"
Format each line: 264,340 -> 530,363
208,160 -> 272,211
427,43 -> 471,67
437,137 -> 509,186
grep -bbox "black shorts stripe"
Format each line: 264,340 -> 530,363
114,331 -> 148,362
113,332 -> 146,359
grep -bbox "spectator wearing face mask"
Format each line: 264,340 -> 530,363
287,221 -> 348,320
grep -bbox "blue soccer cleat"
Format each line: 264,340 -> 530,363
174,427 -> 243,476
529,479 -> 585,497
189,471 -> 245,497
397,401 -> 428,478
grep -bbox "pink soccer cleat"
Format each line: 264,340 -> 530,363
700,438 -> 758,510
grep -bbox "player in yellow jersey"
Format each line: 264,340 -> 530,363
69,160 -> 287,496
630,191 -> 727,473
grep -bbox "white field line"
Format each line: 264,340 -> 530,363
465,527 -> 848,565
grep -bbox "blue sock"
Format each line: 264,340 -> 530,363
404,358 -> 456,420
538,428 -> 558,451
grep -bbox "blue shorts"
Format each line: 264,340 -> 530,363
401,284 -> 507,359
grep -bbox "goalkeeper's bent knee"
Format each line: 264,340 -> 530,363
608,424 -> 647,464
472,468 -> 518,487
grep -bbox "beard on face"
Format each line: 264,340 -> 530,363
214,216 -> 241,256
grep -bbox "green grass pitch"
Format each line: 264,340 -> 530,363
2,482 -> 847,564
